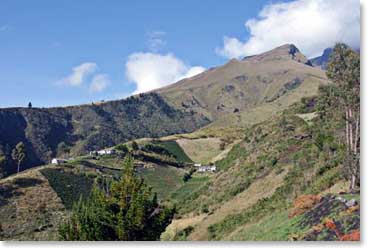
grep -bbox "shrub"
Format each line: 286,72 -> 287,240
201,204 -> 209,214
115,143 -> 128,153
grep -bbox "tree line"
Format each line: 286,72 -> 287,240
318,43 -> 360,190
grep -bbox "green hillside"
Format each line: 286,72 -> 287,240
161,92 -> 359,241
0,44 -> 359,241
0,93 -> 209,176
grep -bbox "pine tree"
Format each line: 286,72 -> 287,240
59,155 -> 175,240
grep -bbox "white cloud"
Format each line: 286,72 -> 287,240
147,31 -> 166,52
126,52 -> 205,94
89,74 -> 110,93
178,66 -> 206,81
216,0 -> 360,59
59,62 -> 98,86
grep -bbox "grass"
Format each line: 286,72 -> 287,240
154,140 -> 193,163
0,168 -> 67,240
137,165 -> 185,200
170,175 -> 209,202
228,210 -> 307,241
215,143 -> 247,171
176,138 -> 223,164
89,156 -> 124,169
40,168 -> 94,210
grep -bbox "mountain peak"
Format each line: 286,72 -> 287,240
309,47 -> 333,70
243,44 -> 308,64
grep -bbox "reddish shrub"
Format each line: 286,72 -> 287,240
288,195 -> 321,218
324,218 -> 337,230
324,218 -> 360,241
340,230 -> 360,241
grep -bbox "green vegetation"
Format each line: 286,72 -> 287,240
59,156 -> 175,241
215,143 -> 247,171
0,93 -> 209,176
228,210 -> 307,241
114,143 -> 128,153
155,141 -> 193,163
170,176 -> 210,214
325,43 -> 360,190
11,142 -> 26,173
137,165 -> 184,200
171,226 -> 194,241
40,168 -> 94,210
0,44 -> 360,241
182,168 -> 196,183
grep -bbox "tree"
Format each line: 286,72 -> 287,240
131,141 -> 139,151
326,43 -> 360,190
11,142 -> 26,173
0,154 -> 6,178
182,173 -> 192,182
59,155 -> 175,240
115,143 -> 128,153
28,102 -> 32,108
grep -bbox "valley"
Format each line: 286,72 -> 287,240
0,44 -> 360,241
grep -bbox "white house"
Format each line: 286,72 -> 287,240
97,149 -> 116,156
198,165 -> 216,173
51,158 -> 68,165
194,163 -> 202,167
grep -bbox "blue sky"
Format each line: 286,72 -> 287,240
0,0 -> 360,107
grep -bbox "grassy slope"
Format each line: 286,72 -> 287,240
0,93 -> 209,176
0,166 -> 66,240
0,152 -> 187,240
162,100 -> 358,241
137,165 -> 185,200
159,45 -> 328,125
176,138 -> 222,164
154,140 -> 193,163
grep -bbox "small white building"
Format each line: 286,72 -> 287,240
198,165 -> 216,173
51,158 -> 68,165
89,151 -> 98,156
97,149 -> 116,156
194,163 -> 202,167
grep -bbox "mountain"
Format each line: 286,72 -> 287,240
0,93 -> 209,175
157,44 -> 328,132
0,44 -> 329,176
0,97 -> 359,241
0,44 -> 360,241
158,44 -> 328,128
309,48 -> 333,70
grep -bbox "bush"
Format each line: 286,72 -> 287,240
183,173 -> 192,183
201,204 -> 209,214
131,141 -> 139,150
115,143 -> 128,153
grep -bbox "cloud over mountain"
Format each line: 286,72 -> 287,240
89,74 -> 110,93
59,62 -> 98,86
58,63 -> 110,93
125,52 -> 205,94
217,0 -> 360,59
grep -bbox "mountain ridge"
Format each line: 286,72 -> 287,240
0,44 -> 329,176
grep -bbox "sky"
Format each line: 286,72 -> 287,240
0,0 -> 360,108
